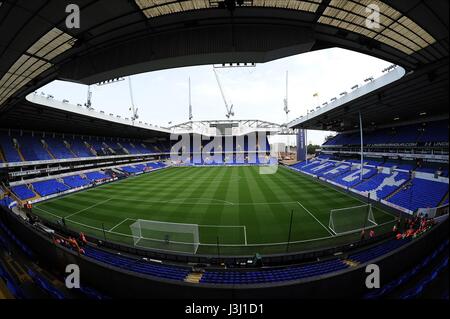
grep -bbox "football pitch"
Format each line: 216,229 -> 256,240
32,166 -> 396,255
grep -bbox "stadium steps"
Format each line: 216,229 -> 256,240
26,185 -> 41,202
47,149 -> 56,160
0,147 -> 6,162
385,241 -> 449,299
342,259 -> 359,267
0,276 -> 15,299
184,272 -> 204,283
64,140 -> 79,158
384,178 -> 412,201
16,146 -> 26,162
26,265 -> 68,299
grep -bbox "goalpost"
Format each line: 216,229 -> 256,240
328,204 -> 377,235
130,219 -> 200,254
129,219 -> 247,254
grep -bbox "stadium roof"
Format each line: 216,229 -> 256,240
288,57 -> 449,132
0,0 -> 448,133
0,95 -> 170,139
169,119 -> 282,136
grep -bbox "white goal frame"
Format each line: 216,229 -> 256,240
129,219 -> 248,254
130,219 -> 200,254
328,204 -> 377,235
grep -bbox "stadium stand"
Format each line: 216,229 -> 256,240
11,185 -> 35,201
17,134 -> 53,161
45,137 -> 75,159
324,120 -> 448,146
332,167 -> 378,188
348,238 -> 411,264
0,134 -> 22,162
200,259 -> 348,284
147,162 -> 166,169
364,239 -> 449,299
32,179 -> 70,197
83,247 -> 190,281
354,171 -> 410,200
69,138 -> 94,158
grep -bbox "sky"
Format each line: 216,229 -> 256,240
39,48 -> 391,145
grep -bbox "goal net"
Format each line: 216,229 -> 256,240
328,204 -> 377,235
130,219 -> 200,254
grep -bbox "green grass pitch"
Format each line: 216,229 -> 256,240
32,166 -> 396,255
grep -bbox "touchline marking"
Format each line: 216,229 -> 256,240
108,218 -> 133,232
296,201 -> 334,236
33,205 -> 395,249
65,198 -> 113,219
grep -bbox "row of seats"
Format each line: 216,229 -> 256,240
354,171 -> 410,199
364,239 -> 449,299
11,185 -> 36,200
63,175 -> 91,188
349,238 -> 411,264
290,159 -> 448,211
0,131 -> 172,163
324,120 -> 448,146
32,179 -> 70,197
83,247 -> 190,281
200,259 -> 348,284
10,162 -> 166,199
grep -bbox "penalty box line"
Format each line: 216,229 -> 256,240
296,201 -> 335,237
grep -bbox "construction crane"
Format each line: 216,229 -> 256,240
283,71 -> 290,124
84,85 -> 92,109
188,77 -> 193,121
128,76 -> 139,125
213,68 -> 234,119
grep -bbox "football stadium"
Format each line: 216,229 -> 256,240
0,0 -> 448,303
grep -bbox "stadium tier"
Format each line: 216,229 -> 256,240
31,179 -> 71,197
0,0 -> 448,302
85,171 -> 109,181
62,175 -> 91,188
0,130 -> 173,163
290,158 -> 448,212
389,179 -> 449,212
11,185 -> 36,201
324,120 -> 448,146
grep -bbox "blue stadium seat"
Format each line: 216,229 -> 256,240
46,137 -> 75,159
32,179 -> 70,197
0,134 -> 22,162
388,178 -> 448,212
63,175 -> 91,188
85,171 -> 108,181
11,185 -> 35,200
